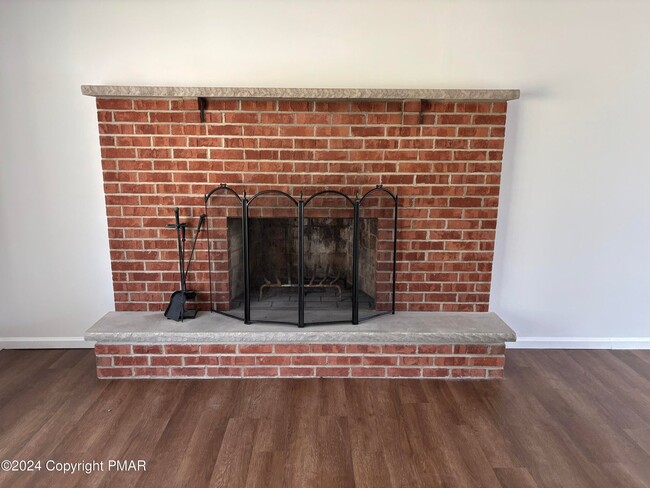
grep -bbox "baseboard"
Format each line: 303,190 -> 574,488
0,337 -> 95,350
508,337 -> 650,349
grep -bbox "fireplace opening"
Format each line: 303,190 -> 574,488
206,185 -> 396,326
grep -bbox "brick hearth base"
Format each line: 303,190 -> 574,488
95,343 -> 506,379
86,311 -> 515,380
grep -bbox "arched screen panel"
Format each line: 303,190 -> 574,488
358,188 -> 397,322
303,191 -> 355,325
205,185 -> 245,320
247,190 -> 300,325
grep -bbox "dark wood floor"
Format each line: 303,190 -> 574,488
0,349 -> 648,487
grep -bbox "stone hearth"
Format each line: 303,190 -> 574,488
86,311 -> 516,379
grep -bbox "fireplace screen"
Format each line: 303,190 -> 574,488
205,184 -> 397,327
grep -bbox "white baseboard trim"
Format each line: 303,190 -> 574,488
0,337 -> 94,350
508,337 -> 650,349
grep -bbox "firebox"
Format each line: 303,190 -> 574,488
205,184 -> 397,327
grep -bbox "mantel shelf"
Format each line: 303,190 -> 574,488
81,85 -> 520,101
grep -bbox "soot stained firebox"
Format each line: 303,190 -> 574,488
205,184 -> 398,327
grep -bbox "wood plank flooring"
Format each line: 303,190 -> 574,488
0,349 -> 648,487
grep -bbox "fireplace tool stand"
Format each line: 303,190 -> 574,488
164,208 -> 206,321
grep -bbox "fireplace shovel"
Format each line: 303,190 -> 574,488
164,208 -> 206,321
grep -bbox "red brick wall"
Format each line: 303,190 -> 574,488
95,98 -> 508,312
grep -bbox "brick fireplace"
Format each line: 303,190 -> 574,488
83,86 -> 519,379
86,87 -> 516,314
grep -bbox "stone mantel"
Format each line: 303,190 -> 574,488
81,85 -> 520,101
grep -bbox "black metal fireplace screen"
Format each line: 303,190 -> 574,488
205,184 -> 398,327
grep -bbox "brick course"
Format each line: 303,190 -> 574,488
94,343 -> 506,379
94,98 -> 509,313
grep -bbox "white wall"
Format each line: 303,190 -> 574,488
1,0 -> 648,347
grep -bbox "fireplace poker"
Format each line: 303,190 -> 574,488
184,214 -> 206,281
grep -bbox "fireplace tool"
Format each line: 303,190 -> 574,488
164,208 -> 206,321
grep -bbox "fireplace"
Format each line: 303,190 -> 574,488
83,85 -> 519,316
83,86 -> 520,379
206,185 -> 397,326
